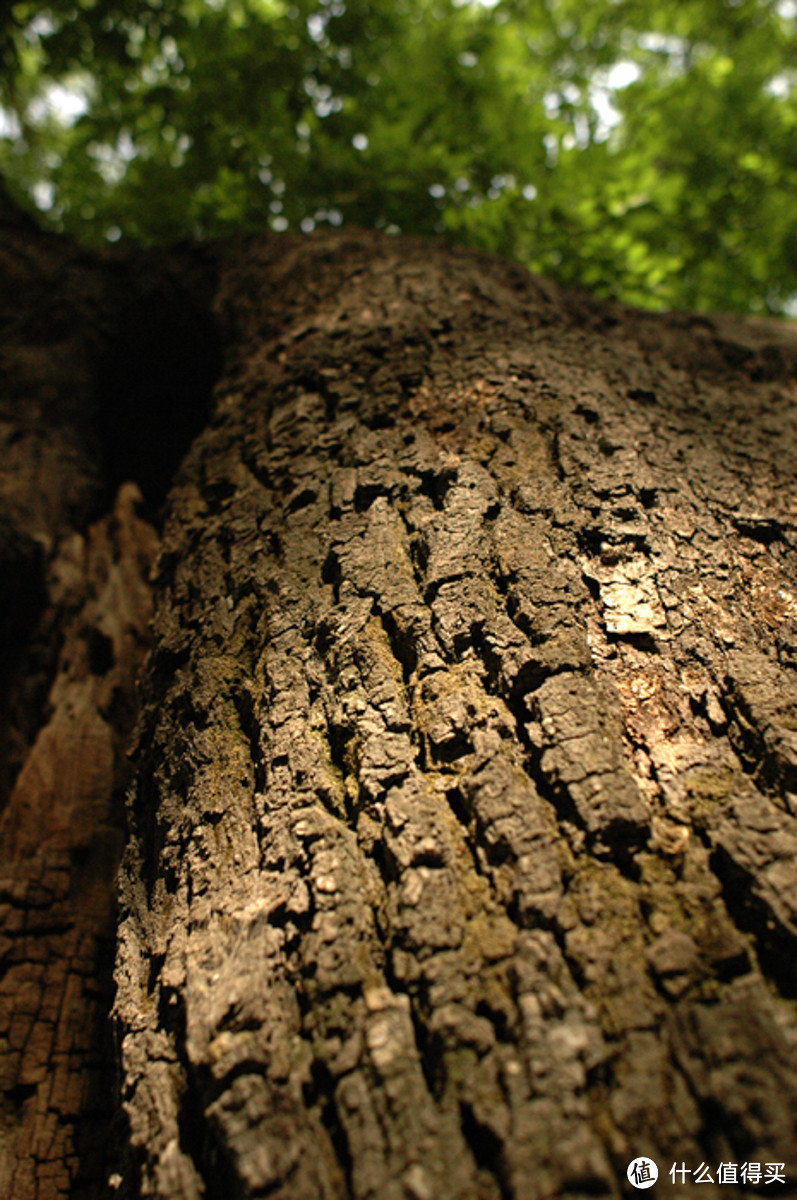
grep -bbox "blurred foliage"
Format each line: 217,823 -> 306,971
0,0 -> 795,313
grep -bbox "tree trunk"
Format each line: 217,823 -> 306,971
2,217 -> 797,1199
0,200 -> 215,1199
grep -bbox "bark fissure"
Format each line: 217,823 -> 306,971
4,217 -> 797,1197
110,234 -> 797,1197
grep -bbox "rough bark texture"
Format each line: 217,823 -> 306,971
0,195 -> 215,1199
0,485 -> 157,1200
113,231 -> 797,1198
2,212 -> 797,1198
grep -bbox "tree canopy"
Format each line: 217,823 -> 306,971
0,0 -> 795,315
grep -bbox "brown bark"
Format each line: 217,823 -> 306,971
0,203 -> 213,1198
0,485 -> 157,1200
2,215 -> 797,1198
116,232 -> 797,1198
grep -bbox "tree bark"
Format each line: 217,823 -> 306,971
0,202 -> 215,1199
3,217 -> 797,1198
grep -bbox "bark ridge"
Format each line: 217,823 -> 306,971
110,232 -> 797,1198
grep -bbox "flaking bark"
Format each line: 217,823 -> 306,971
113,232 -> 797,1198
2,211 -> 797,1198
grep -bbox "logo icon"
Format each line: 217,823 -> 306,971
627,1158 -> 659,1189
